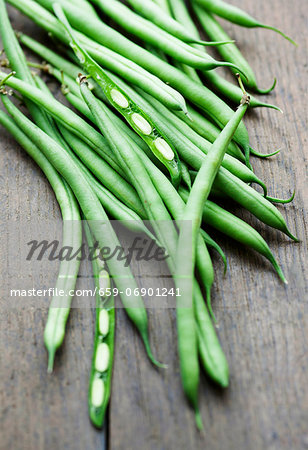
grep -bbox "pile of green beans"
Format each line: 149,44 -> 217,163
0,0 -> 297,432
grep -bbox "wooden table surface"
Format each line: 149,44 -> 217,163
0,1 -> 307,449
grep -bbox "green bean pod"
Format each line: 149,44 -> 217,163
194,0 -> 296,44
193,5 -> 276,94
175,88 -> 250,366
127,0 -> 233,46
194,281 -> 229,387
202,70 -> 282,111
106,73 -> 266,192
55,4 -> 182,187
84,222 -> 115,429
174,105 -> 245,162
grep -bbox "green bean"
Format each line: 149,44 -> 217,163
194,0 -> 296,45
150,0 -> 203,84
8,0 -> 253,156
191,168 -> 293,206
73,0 -> 99,20
55,4 -> 182,187
46,67 -> 189,187
31,75 -> 84,371
175,82 -> 250,350
0,108 -> 82,371
141,88 -> 249,165
153,0 -> 171,14
47,68 -> 190,190
202,70 -> 282,111
193,5 -> 276,94
40,63 -> 150,157
2,93 -> 162,368
194,281 -> 229,387
175,105 -> 245,162
214,167 -> 297,240
179,188 -> 286,282
84,221 -> 115,428
46,66 -> 150,155
104,72 -> 267,193
0,0 -> 84,371
127,0 -> 233,46
0,71 -> 127,173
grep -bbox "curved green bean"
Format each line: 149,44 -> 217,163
195,0 -> 296,44
55,4 -> 182,186
193,5 -> 276,94
127,0 -> 233,46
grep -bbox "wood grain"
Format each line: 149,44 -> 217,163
0,1 -> 307,449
